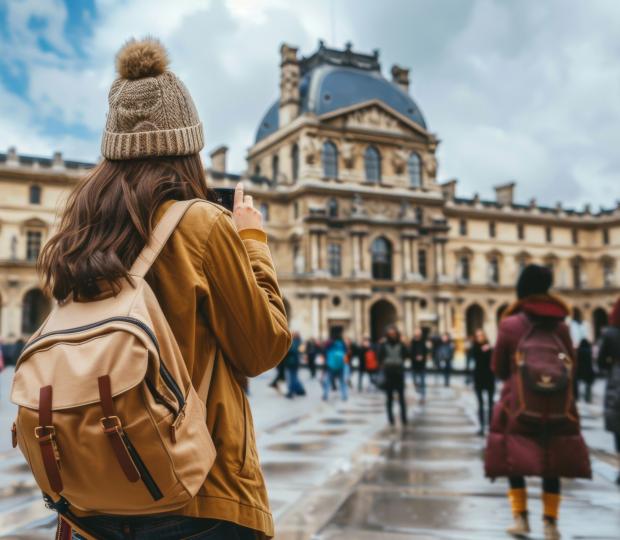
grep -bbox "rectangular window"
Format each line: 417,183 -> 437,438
328,243 -> 342,277
572,228 -> 579,245
26,230 -> 42,261
545,226 -> 552,243
29,185 -> 41,205
418,249 -> 427,278
459,219 -> 467,236
517,224 -> 525,240
572,260 -> 581,289
459,255 -> 470,282
489,221 -> 496,238
603,228 -> 610,245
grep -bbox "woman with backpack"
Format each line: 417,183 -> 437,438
33,38 -> 291,540
378,326 -> 408,426
485,265 -> 591,540
597,297 -> 620,485
467,329 -> 495,436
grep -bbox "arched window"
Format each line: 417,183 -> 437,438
364,146 -> 381,183
408,153 -> 421,187
29,185 -> 41,205
271,154 -> 279,183
291,144 -> 299,182
259,203 -> 269,222
327,198 -> 339,218
322,140 -> 338,179
371,237 -> 392,280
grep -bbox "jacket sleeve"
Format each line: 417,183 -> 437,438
201,214 -> 291,377
492,321 -> 513,380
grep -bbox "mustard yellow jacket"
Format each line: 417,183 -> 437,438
146,199 -> 291,537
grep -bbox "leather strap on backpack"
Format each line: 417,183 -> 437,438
97,375 -> 140,483
36,385 -> 63,494
129,199 -> 203,279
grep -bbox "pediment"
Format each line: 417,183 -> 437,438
319,99 -> 432,141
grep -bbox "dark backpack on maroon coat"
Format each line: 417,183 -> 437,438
510,315 -> 576,426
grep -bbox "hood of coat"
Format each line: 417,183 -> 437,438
502,293 -> 570,321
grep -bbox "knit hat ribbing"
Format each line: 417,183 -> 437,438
101,38 -> 203,160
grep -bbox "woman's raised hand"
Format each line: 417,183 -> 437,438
232,182 -> 264,232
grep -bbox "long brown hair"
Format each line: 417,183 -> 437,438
40,154 -> 213,301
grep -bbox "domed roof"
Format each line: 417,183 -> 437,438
255,43 -> 427,143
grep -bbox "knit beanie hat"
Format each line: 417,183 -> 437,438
101,38 -> 204,160
517,264 -> 553,299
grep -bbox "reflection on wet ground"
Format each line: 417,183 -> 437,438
296,429 -> 347,437
321,417 -> 367,425
267,441 -> 329,452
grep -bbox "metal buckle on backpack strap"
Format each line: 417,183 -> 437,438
99,416 -> 122,433
35,426 -> 61,465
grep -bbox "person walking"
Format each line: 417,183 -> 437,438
305,337 -> 319,378
437,333 -> 455,387
361,337 -> 380,390
597,297 -> 620,485
323,334 -> 348,402
378,326 -> 408,426
284,332 -> 306,399
485,265 -> 591,540
36,38 -> 291,540
410,328 -> 428,404
269,359 -> 286,391
575,338 -> 595,403
467,329 -> 495,436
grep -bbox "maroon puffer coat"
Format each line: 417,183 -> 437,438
484,294 -> 591,479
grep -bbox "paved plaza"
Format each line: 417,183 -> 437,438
0,369 -> 617,539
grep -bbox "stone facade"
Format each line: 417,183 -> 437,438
0,42 -> 617,350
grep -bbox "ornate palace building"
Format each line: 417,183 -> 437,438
0,41 -> 618,349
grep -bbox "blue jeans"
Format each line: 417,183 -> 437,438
72,516 -> 256,540
323,367 -> 348,401
412,370 -> 426,397
285,365 -> 305,397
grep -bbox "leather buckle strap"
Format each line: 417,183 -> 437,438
38,386 -> 63,493
97,375 -> 140,483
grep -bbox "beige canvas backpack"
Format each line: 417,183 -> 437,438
10,199 -> 216,523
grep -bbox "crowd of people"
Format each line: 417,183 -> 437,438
271,264 -> 620,540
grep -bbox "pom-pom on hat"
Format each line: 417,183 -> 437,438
516,264 -> 553,299
101,37 -> 203,160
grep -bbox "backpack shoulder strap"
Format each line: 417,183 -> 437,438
129,199 -> 202,279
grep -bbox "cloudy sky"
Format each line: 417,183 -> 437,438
1,0 -> 619,208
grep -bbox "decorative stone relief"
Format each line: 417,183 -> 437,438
345,106 -> 402,134
350,193 -> 367,216
367,200 -> 398,219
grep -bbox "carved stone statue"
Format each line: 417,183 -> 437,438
423,152 -> 437,178
351,193 -> 367,216
391,147 -> 409,175
341,141 -> 357,169
300,134 -> 321,165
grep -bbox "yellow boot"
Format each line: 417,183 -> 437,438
506,488 -> 530,537
543,492 -> 561,540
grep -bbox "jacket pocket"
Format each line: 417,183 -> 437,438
238,396 -> 258,479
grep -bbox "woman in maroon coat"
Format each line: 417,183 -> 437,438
485,265 -> 591,540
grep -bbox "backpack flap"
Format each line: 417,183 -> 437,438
11,326 -> 151,411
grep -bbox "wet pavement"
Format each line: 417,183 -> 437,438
0,369 -> 617,539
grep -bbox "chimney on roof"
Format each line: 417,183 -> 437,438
440,179 -> 457,201
391,64 -> 410,94
209,145 -> 228,174
279,43 -> 300,127
52,151 -> 64,170
494,181 -> 515,206
7,146 -> 18,166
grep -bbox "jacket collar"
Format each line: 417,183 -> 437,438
502,293 -> 570,321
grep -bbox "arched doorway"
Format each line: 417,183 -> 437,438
21,288 -> 51,335
592,307 -> 608,341
465,303 -> 485,339
370,299 -> 397,342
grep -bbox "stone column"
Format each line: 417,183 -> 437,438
411,238 -> 418,275
311,295 -> 320,338
402,236 -> 411,278
360,234 -> 368,272
310,232 -> 319,272
351,233 -> 361,276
